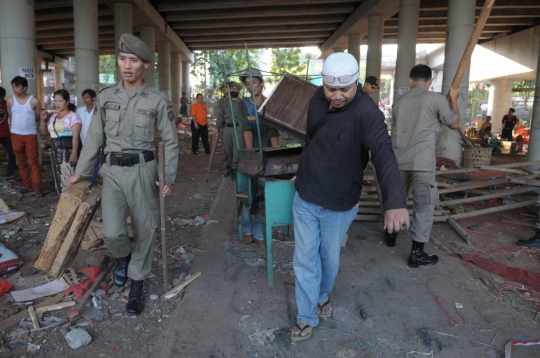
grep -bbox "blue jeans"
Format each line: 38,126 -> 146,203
241,205 -> 263,240
293,192 -> 358,327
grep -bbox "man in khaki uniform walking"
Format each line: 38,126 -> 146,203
66,34 -> 178,315
391,64 -> 459,268
216,82 -> 250,179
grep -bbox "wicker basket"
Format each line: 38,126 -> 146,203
462,147 -> 492,168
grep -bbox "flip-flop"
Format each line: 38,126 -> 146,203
317,300 -> 332,318
291,323 -> 312,342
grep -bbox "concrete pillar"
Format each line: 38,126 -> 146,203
140,26 -> 156,88
36,63 -> 44,107
157,42 -> 171,97
366,15 -> 384,104
0,0 -> 38,97
436,0 -> 475,165
170,53 -> 181,117
73,0 -> 99,105
54,67 -> 64,90
393,0 -> 420,100
488,80 -> 512,136
527,39 -> 540,165
182,61 -> 190,98
348,34 -> 361,64
114,3 -> 133,82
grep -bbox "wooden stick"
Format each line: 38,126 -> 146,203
206,131 -> 219,183
478,166 -> 527,175
0,293 -> 64,331
70,259 -> 114,322
158,142 -> 168,291
28,305 -> 40,329
438,174 -> 538,194
433,199 -> 538,222
501,219 -> 536,228
162,271 -> 201,299
35,301 -> 75,313
439,186 -> 537,207
435,161 -> 540,176
509,178 -> 540,187
448,218 -> 471,245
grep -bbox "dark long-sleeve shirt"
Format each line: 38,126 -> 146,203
295,85 -> 407,212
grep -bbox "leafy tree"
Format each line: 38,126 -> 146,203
380,78 -> 392,101
99,55 -> 116,85
267,48 -> 307,84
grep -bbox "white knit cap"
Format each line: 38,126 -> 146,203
322,52 -> 359,87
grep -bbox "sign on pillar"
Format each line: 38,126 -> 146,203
19,67 -> 35,80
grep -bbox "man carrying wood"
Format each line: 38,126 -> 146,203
390,64 -> 460,267
65,34 -> 178,315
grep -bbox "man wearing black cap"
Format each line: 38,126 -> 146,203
66,33 -> 179,315
362,76 -> 379,95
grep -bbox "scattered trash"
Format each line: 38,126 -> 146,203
455,303 -> 463,309
81,306 -> 105,321
206,220 -> 218,225
79,267 -> 101,282
426,285 -> 465,327
65,280 -> 92,299
175,219 -> 191,226
11,278 -> 70,302
193,216 -> 206,227
26,343 -> 40,353
64,328 -> 92,349
0,278 -> 13,295
332,306 -> 362,325
162,272 -> 201,299
0,244 -> 21,274
505,339 -> 540,358
36,316 -> 66,330
149,294 -> 158,300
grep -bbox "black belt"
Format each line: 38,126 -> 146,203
108,151 -> 155,167
226,122 -> 239,127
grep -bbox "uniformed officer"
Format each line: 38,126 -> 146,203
216,82 -> 250,180
65,33 -> 179,315
391,64 -> 459,267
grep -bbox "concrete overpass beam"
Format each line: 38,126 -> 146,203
114,3 -> 133,82
393,0 -> 420,100
488,79 -> 512,135
0,0 -> 38,97
140,26 -> 156,88
348,34 -> 361,64
74,0 -> 99,104
171,52 -> 181,118
366,15 -> 383,104
158,42 -> 171,96
437,0 -> 476,165
527,39 -> 540,166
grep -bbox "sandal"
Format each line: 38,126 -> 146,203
291,323 -> 312,343
317,300 -> 332,318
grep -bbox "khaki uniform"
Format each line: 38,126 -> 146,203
217,97 -> 250,170
392,86 -> 456,243
76,81 -> 179,280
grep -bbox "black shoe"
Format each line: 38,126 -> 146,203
224,167 -> 232,177
114,254 -> 131,287
192,152 -> 198,155
385,230 -> 398,247
230,169 -> 236,181
408,241 -> 438,268
517,230 -> 540,249
126,280 -> 144,315
362,180 -> 371,186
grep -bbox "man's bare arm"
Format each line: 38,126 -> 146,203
31,97 -> 43,121
448,86 -> 461,130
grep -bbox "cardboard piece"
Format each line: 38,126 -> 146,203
11,279 -> 70,302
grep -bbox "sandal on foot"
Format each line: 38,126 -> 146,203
317,300 -> 332,318
291,323 -> 312,343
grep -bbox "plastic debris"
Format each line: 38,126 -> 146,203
193,216 -> 206,227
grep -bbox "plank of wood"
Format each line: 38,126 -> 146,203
162,272 -> 202,299
7,193 -> 22,207
35,301 -> 75,313
0,293 -> 64,331
28,305 -> 40,329
433,199 -> 538,222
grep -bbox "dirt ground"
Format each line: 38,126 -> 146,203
1,130 -> 540,358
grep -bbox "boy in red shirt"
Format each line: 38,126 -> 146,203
0,87 -> 16,178
190,93 -> 210,155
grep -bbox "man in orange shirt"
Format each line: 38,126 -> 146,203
190,93 -> 210,155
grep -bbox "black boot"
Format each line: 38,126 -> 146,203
114,254 -> 131,287
517,229 -> 540,249
224,167 -> 232,177
126,280 -> 144,315
385,230 -> 398,247
230,169 -> 236,181
408,241 -> 439,268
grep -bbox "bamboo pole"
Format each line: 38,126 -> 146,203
439,186 -> 538,207
438,174 -> 538,194
433,199 -> 537,222
478,166 -> 528,175
509,178 -> 540,187
448,218 -> 471,245
435,161 -> 540,176
158,142 -> 168,291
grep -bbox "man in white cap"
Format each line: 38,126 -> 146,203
291,52 -> 409,342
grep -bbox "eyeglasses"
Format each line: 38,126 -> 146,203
322,71 -> 358,84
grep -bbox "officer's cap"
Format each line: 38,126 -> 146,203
118,33 -> 153,63
239,69 -> 263,84
228,82 -> 242,91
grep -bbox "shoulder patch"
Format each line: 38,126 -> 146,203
167,100 -> 174,121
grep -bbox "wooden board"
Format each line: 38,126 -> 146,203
0,293 -> 64,331
33,180 -> 101,276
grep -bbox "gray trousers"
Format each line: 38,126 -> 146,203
100,158 -> 160,280
399,170 -> 438,243
222,126 -> 245,169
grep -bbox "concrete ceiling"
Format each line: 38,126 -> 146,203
33,0 -> 540,58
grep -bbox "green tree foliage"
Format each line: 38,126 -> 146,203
267,48 -> 307,84
190,50 -> 260,97
99,55 -> 116,85
380,78 -> 392,101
